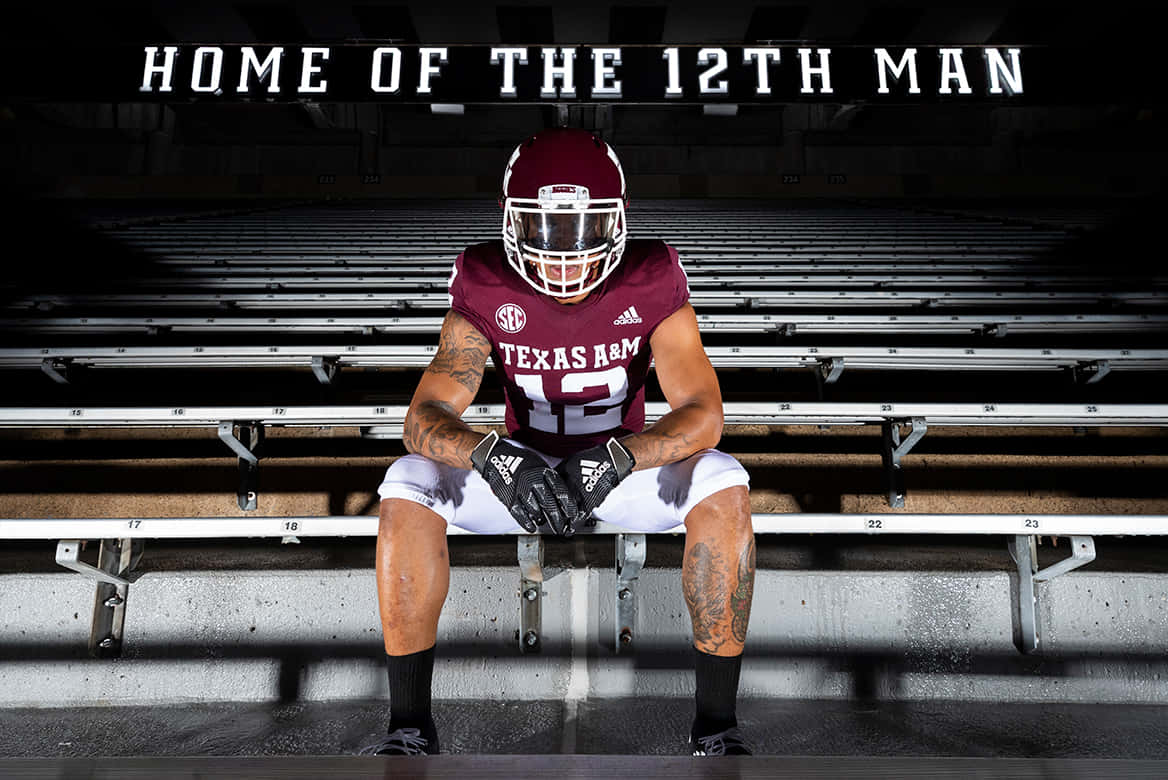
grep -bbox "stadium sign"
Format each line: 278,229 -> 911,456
0,43 -> 1118,104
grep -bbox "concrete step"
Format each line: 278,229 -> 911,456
2,564 -> 1166,707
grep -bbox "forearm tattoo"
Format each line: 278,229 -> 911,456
625,426 -> 697,470
403,400 -> 481,470
683,537 -> 755,653
425,311 -> 491,396
402,312 -> 491,469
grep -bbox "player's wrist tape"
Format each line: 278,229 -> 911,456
470,430 -> 500,473
605,437 -> 635,481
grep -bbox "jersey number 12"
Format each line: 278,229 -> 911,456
514,367 -> 628,435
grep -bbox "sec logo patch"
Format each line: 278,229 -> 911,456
495,303 -> 527,334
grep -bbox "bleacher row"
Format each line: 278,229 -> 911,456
2,198 -> 1166,657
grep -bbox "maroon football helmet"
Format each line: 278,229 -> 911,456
500,128 -> 628,298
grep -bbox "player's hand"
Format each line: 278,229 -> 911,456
471,431 -> 579,536
556,437 -> 636,526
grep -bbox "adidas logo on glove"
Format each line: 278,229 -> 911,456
580,459 -> 611,493
613,306 -> 642,325
490,454 -> 523,485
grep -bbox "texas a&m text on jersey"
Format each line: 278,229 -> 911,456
450,238 -> 689,456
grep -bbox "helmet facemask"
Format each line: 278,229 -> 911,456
502,184 -> 626,299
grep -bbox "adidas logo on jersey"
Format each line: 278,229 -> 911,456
613,306 -> 642,325
580,459 -> 611,493
490,454 -> 524,485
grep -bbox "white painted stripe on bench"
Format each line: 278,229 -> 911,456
5,346 -> 1168,372
1,403 -> 1167,428
3,514 -> 1167,539
4,313 -> 1164,336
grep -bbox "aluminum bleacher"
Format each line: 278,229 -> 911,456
4,312 -> 1166,336
3,201 -> 1167,371
4,198 -> 1164,495
5,345 -> 1167,379
2,198 -> 1166,662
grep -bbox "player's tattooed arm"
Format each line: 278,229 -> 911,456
402,310 -> 492,470
620,410 -> 705,470
425,310 -> 492,396
624,304 -> 724,470
403,400 -> 483,471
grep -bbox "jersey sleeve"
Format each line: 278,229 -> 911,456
644,242 -> 691,335
665,242 -> 690,312
447,250 -> 495,340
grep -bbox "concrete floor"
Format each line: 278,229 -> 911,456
2,698 -> 1166,759
4,755 -> 1168,780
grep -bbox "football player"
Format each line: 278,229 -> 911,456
364,128 -> 755,757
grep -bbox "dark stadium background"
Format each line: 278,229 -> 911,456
1,0 -> 1166,767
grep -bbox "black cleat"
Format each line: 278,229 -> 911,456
359,727 -> 440,756
691,726 -> 752,756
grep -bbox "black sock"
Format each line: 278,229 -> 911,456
693,648 -> 742,736
386,645 -> 436,737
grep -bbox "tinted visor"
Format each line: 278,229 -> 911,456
513,210 -> 617,252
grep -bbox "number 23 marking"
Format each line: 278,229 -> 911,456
514,367 -> 628,435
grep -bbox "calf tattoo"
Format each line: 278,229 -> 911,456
730,538 -> 756,645
683,542 -> 727,652
683,538 -> 756,653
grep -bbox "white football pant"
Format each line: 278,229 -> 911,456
377,439 -> 749,533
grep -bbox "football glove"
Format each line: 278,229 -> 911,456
470,431 -> 579,536
556,437 -> 636,526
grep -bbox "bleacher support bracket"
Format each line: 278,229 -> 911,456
55,538 -> 144,658
218,422 -> 263,511
1072,360 -> 1112,385
518,536 -> 544,654
311,356 -> 340,385
881,417 -> 928,508
818,357 -> 845,385
615,534 -> 646,653
1008,534 -> 1097,654
40,358 -> 72,385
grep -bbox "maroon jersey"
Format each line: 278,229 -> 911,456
449,239 -> 690,456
